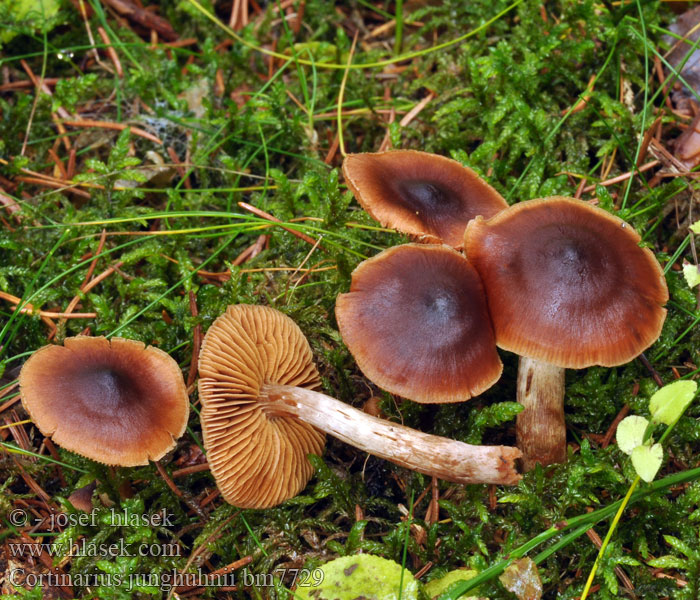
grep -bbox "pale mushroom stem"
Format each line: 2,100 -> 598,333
261,384 -> 522,485
516,356 -> 566,471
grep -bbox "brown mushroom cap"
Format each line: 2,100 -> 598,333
343,150 -> 508,248
198,304 -> 325,509
464,197 -> 669,368
19,337 -> 189,466
335,244 -> 503,403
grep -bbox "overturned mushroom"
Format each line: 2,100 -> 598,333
198,304 -> 521,509
465,197 -> 669,470
343,150 -> 507,248
19,336 -> 189,466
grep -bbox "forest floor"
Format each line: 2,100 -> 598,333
1,1 -> 700,599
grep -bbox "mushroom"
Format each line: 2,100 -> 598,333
67,481 -> 97,512
335,243 -> 503,403
464,197 -> 669,470
19,336 -> 190,466
343,150 -> 508,248
198,304 -> 521,509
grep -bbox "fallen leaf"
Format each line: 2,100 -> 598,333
292,554 -> 420,600
499,558 -> 542,600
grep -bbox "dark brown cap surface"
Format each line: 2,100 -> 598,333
336,244 -> 503,403
465,197 -> 669,368
198,304 -> 325,509
19,337 -> 189,466
343,151 -> 507,248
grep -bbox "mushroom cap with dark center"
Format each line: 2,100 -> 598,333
343,151 -> 508,248
335,244 -> 503,403
19,337 -> 189,466
198,304 -> 326,509
464,197 -> 669,368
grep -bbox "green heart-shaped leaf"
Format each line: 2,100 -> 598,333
649,380 -> 698,426
631,443 -> 663,483
616,415 -> 649,455
683,263 -> 700,289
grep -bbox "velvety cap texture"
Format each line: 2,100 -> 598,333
19,336 -> 189,466
465,197 -> 669,368
336,244 -> 502,403
198,304 -> 325,509
343,150 -> 507,248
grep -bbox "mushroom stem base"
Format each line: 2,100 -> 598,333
516,357 -> 566,471
262,384 -> 522,485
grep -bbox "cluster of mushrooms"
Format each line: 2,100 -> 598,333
18,150 -> 669,510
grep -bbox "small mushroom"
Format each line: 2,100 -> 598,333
335,243 -> 502,403
67,481 -> 97,512
464,197 -> 669,470
343,150 -> 508,248
19,337 -> 190,466
198,304 -> 520,509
